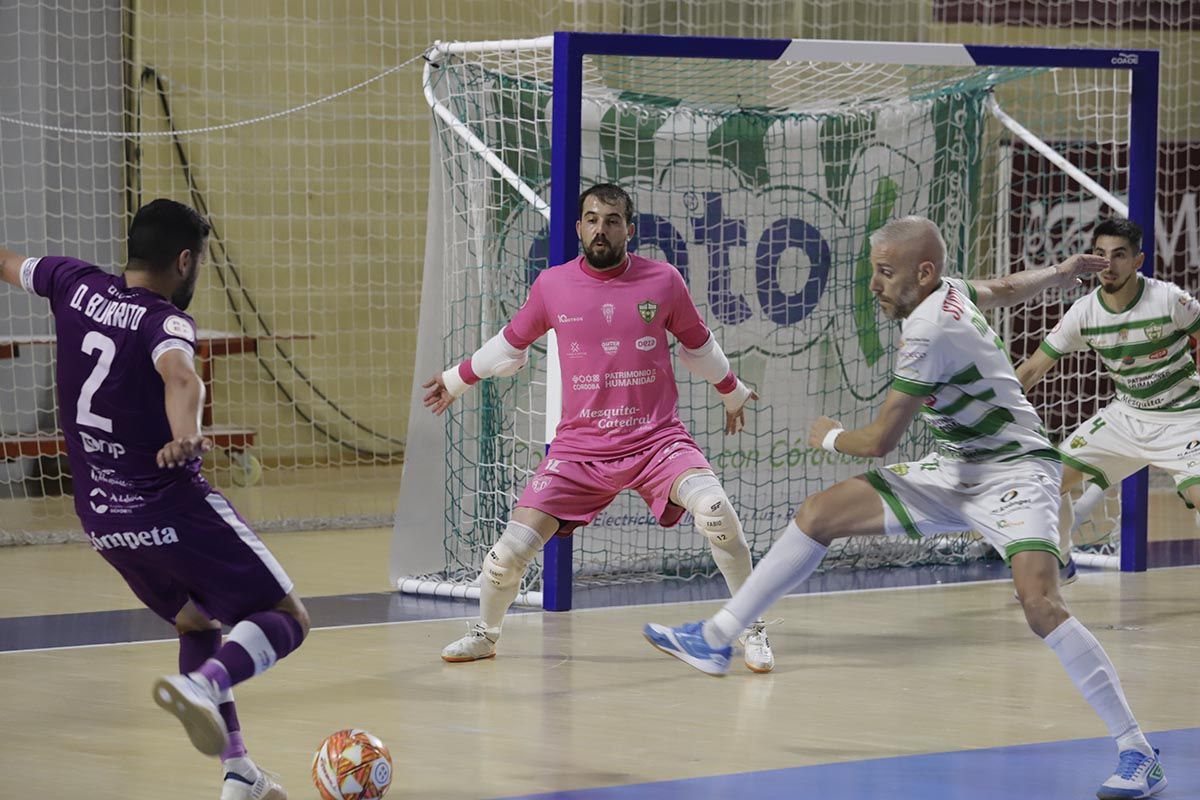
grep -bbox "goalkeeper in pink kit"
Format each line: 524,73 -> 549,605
423,183 -> 772,671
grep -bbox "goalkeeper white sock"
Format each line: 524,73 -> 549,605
479,520 -> 544,631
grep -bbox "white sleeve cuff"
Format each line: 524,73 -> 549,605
678,334 -> 732,385
821,427 -> 844,454
442,365 -> 470,399
721,379 -> 753,413
152,339 -> 196,366
19,257 -> 40,294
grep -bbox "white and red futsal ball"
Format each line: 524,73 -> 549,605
312,728 -> 393,800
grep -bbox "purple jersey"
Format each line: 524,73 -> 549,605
21,256 -> 209,523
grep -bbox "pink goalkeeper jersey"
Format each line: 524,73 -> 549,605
492,254 -> 729,461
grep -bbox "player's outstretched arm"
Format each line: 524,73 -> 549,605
1014,348 -> 1059,394
154,348 -> 212,467
676,332 -> 757,433
809,389 -> 926,459
0,246 -> 30,288
423,329 -> 532,416
969,254 -> 1108,310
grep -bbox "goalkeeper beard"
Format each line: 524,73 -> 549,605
583,234 -> 626,270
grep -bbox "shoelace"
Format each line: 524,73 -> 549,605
1115,750 -> 1151,780
746,618 -> 783,639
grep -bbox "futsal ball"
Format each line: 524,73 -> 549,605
312,728 -> 394,800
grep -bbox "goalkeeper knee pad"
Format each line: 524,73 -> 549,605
482,520 -> 544,590
676,472 -> 743,547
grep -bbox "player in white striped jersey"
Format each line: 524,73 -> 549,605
1017,218 -> 1200,568
646,217 -> 1165,799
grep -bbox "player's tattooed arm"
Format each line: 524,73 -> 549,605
0,246 -> 29,288
154,348 -> 212,467
809,390 -> 925,459
969,254 -> 1108,310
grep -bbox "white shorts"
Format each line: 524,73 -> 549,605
864,453 -> 1063,564
1057,403 -> 1200,497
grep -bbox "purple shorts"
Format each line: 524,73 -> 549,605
518,438 -> 713,535
84,491 -> 294,625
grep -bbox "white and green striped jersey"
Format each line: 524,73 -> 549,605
891,278 -> 1056,464
1040,276 -> 1200,417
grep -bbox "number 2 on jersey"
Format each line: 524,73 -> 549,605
77,331 -> 115,432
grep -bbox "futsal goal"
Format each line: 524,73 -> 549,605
391,32 -> 1159,609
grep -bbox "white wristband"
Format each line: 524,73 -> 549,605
820,427 -> 844,454
441,365 -> 470,399
720,379 -> 753,413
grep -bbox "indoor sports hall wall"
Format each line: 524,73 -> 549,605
1,0 -> 1196,542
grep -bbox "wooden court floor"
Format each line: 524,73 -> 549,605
0,525 -> 1196,799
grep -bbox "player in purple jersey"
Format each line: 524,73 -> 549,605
424,184 -> 774,671
1,199 -> 307,800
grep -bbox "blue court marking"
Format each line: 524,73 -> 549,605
498,728 -> 1198,800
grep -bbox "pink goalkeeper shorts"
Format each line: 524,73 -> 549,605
517,438 -> 713,536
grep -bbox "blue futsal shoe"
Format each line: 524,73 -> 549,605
1061,556 -> 1079,586
643,621 -> 732,676
1096,748 -> 1166,799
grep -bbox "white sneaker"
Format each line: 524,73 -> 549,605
738,620 -> 776,674
221,757 -> 288,800
152,673 -> 229,756
441,622 -> 499,662
1096,748 -> 1166,799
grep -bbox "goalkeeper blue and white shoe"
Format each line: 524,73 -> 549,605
643,621 -> 731,676
1096,748 -> 1166,799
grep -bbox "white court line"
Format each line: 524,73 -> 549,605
3,564 -> 1192,655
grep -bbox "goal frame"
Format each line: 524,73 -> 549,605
426,32 -> 1160,611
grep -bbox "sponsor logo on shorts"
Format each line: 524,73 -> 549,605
88,487 -> 145,515
531,477 -> 552,493
601,339 -> 620,355
635,336 -> 657,351
88,525 -> 179,551
601,303 -> 615,324
991,489 -> 1033,516
80,431 -> 126,458
542,458 -> 564,473
996,519 -> 1025,528
1069,436 -> 1087,449
90,467 -> 132,488
887,464 -> 909,476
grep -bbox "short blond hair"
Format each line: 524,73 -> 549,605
868,216 -> 947,271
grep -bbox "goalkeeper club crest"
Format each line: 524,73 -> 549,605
602,303 -> 615,324
637,300 -> 658,323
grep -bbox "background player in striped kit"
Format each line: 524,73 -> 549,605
1017,218 -> 1200,567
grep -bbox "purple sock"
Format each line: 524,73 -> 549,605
178,629 -> 221,673
198,610 -> 305,691
220,703 -> 246,761
180,629 -> 249,759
